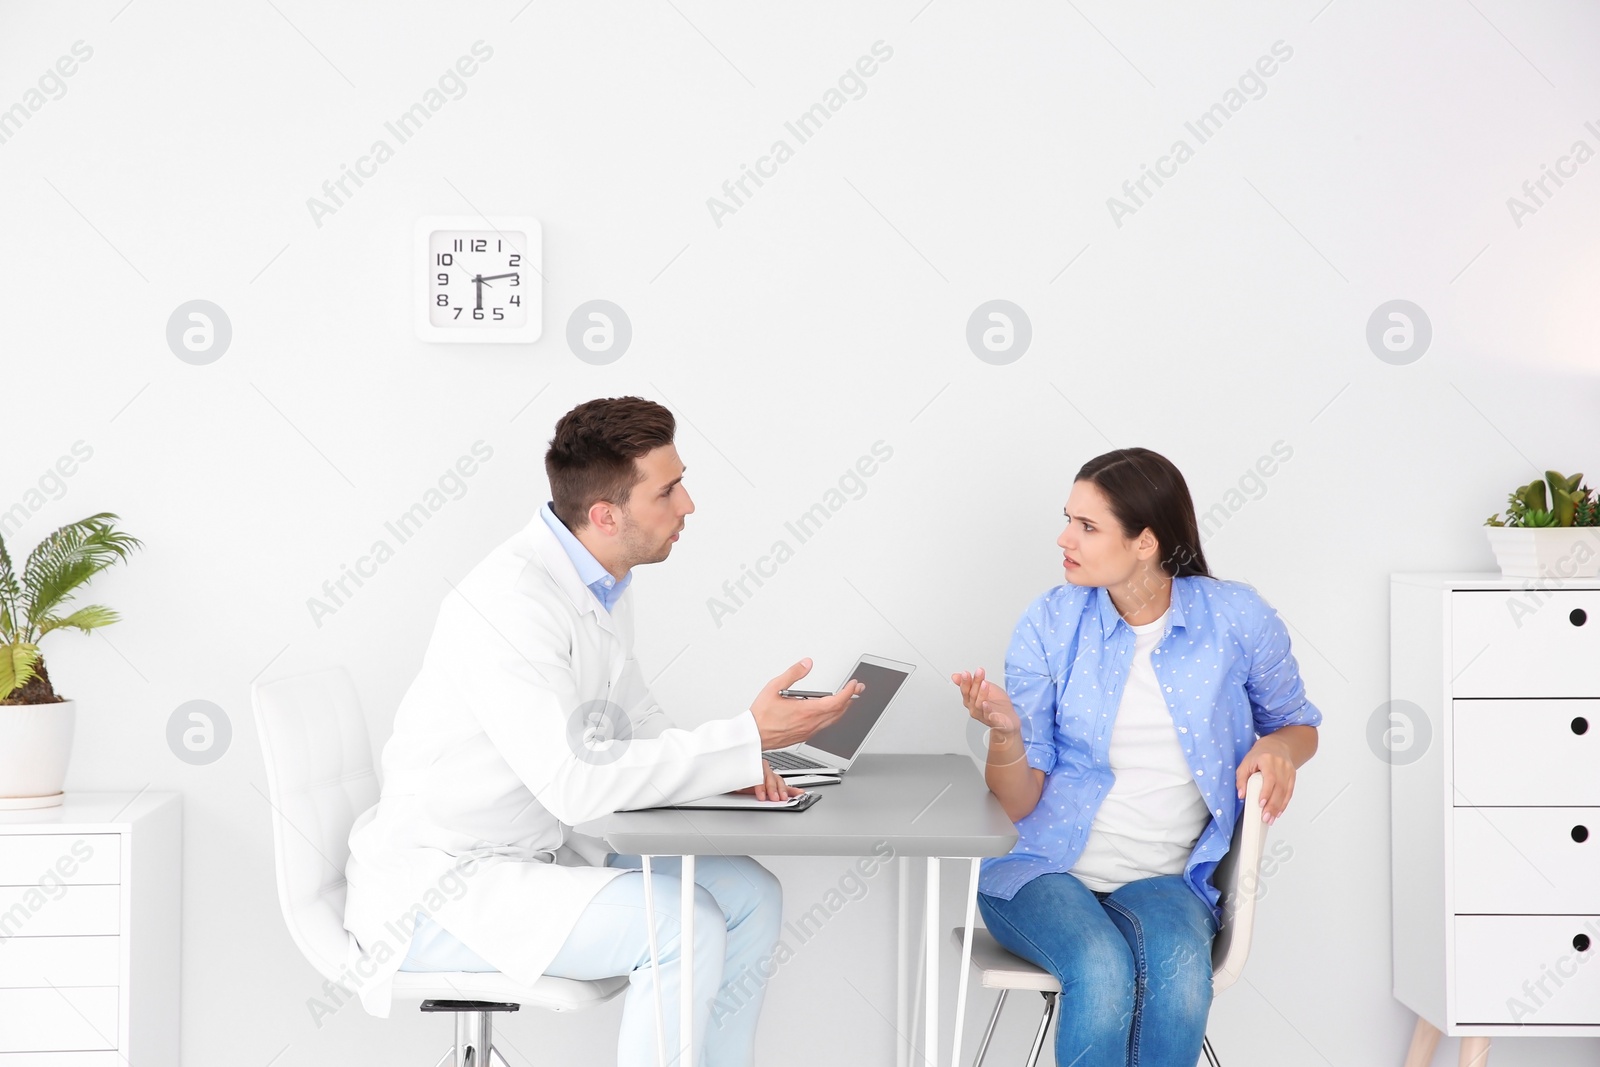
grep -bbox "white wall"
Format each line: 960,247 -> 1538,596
4,1 -> 1600,1063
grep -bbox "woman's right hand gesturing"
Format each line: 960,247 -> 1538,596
952,667 -> 1044,822
952,666 -> 1021,741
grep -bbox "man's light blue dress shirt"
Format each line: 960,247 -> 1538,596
979,575 -> 1323,924
539,500 -> 631,612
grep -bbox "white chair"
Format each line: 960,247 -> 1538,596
952,771 -> 1269,1067
253,666 -> 627,1066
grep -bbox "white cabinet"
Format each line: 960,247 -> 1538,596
0,793 -> 180,1065
1392,574 -> 1600,1065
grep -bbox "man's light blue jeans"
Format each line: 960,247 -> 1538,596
399,852 -> 782,1067
976,871 -> 1217,1067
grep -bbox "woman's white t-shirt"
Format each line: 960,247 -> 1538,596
1067,607 -> 1213,892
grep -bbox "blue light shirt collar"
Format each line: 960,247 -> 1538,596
1095,576 -> 1190,641
538,501 -> 631,612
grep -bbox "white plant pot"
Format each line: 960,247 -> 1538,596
1486,526 -> 1600,580
0,699 -> 75,808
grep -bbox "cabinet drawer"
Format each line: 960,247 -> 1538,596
1455,808 -> 1600,913
0,887 -> 119,938
1455,915 -> 1600,1024
0,838 -> 118,888
1453,589 -> 1600,696
0,937 -> 119,988
1453,699 -> 1600,806
0,987 -> 118,1052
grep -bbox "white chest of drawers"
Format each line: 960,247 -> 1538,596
0,793 -> 180,1066
1392,572 -> 1600,1064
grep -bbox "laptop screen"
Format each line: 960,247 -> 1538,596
803,658 -> 913,761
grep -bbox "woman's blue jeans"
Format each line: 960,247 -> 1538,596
976,872 -> 1217,1067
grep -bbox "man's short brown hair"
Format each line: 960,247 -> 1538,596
544,397 -> 676,530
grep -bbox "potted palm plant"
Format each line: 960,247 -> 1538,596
0,512 -> 141,808
1484,471 -> 1600,579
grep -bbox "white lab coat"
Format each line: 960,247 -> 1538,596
343,508 -> 764,1017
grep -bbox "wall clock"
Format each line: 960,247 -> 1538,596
413,215 -> 541,342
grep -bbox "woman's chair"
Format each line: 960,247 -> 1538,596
952,771 -> 1269,1067
252,666 -> 627,1066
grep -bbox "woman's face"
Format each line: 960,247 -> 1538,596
1057,479 -> 1152,587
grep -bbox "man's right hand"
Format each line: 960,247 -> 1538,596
749,658 -> 864,751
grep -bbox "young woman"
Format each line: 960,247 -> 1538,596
952,447 -> 1321,1066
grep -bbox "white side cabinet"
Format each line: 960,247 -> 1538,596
0,793 -> 180,1066
1393,573 -> 1600,1065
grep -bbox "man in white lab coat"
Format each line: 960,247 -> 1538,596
343,396 -> 861,1067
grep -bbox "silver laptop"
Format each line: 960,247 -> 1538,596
762,653 -> 915,776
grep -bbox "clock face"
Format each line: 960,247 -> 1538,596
413,216 -> 542,343
429,230 -> 529,327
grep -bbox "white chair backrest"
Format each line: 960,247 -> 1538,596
252,666 -> 378,982
1209,770 -> 1267,994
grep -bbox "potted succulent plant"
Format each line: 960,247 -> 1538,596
0,513 -> 141,808
1484,471 -> 1600,579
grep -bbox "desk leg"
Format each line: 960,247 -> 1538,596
950,858 -> 980,1067
897,855 -> 915,1067
680,853 -> 695,1067
641,856 -> 669,1067
925,856 -> 940,1067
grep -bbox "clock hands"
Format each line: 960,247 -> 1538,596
473,272 -> 520,312
459,270 -> 520,315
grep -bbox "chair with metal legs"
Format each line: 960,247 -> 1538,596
953,771 -> 1269,1067
253,666 -> 627,1066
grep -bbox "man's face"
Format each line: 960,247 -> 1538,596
617,444 -> 695,567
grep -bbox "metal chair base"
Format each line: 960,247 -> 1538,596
419,1000 -> 521,1067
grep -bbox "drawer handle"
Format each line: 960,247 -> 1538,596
1574,825 -> 1590,843
1577,933 -> 1592,953
1574,717 -> 1589,736
1574,608 -> 1589,627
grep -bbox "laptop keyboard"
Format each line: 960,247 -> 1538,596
763,749 -> 829,771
